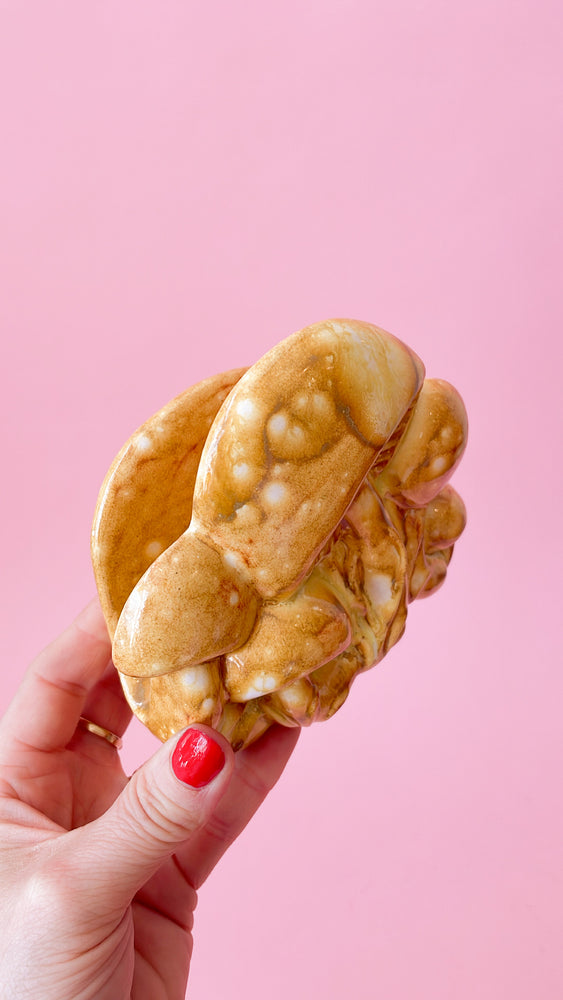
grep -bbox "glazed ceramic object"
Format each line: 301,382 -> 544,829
92,319 -> 467,749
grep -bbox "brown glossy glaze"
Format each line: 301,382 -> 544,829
92,319 -> 467,747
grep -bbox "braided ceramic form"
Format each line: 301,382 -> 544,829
92,319 -> 467,748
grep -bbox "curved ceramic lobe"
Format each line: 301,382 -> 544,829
113,533 -> 259,677
224,590 -> 351,702
374,378 -> 468,508
192,318 -> 424,599
91,369 -> 245,636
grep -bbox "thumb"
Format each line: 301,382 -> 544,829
69,726 -> 234,909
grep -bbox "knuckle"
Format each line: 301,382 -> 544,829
21,859 -> 76,923
124,768 -> 202,845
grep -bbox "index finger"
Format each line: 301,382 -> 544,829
0,599 -> 113,754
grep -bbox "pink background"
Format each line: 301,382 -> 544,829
1,2 -> 562,997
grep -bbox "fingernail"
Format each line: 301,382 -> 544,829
171,729 -> 225,788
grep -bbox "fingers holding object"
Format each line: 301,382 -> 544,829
77,656 -> 133,750
1,599 -> 115,755
172,723 -> 300,889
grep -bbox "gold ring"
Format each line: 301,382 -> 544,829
78,716 -> 123,750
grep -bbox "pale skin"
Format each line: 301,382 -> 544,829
0,599 -> 300,1000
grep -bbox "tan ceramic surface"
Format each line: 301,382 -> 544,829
92,319 -> 467,748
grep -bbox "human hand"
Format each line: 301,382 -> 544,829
0,600 -> 299,1000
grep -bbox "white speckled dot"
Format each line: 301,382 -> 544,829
127,677 -> 150,710
279,683 -> 305,706
234,503 -> 260,528
233,462 -> 250,480
179,665 -> 211,696
312,392 -> 328,410
236,398 -> 258,420
224,549 -> 244,570
288,424 -> 305,445
269,412 -> 288,433
263,481 -> 288,505
244,675 -> 278,698
365,571 -> 393,607
136,434 -> 152,453
145,539 -> 164,560
430,455 -> 448,476
243,686 -> 262,700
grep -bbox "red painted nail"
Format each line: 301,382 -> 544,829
171,729 -> 225,788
